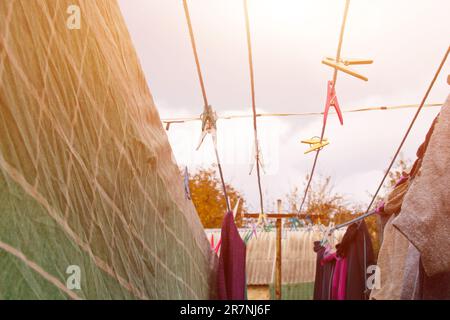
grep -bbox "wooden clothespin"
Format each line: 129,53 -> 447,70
249,139 -> 266,175
301,137 -> 330,154
196,105 -> 218,150
322,56 -> 373,82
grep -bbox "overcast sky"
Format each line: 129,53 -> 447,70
118,0 -> 450,212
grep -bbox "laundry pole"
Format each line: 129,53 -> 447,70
275,199 -> 283,300
244,209 -> 327,300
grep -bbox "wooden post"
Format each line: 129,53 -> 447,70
275,199 -> 282,300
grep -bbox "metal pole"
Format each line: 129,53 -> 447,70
275,199 -> 282,300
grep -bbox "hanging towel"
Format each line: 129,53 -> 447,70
217,212 -> 246,300
383,176 -> 410,216
370,214 -> 410,300
393,94 -> 450,277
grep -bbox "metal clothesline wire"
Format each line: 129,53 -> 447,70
182,0 -> 231,212
243,0 -> 266,223
360,45 -> 450,217
161,103 -> 442,124
297,0 -> 351,216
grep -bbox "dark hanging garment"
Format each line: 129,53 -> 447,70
336,221 -> 375,300
313,242 -> 336,300
217,212 -> 246,300
313,241 -> 325,300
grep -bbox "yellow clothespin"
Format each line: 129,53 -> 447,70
322,57 -> 373,81
301,137 -> 330,154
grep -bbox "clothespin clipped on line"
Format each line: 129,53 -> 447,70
301,137 -> 330,154
320,223 -> 334,246
322,57 -> 373,82
243,222 -> 258,244
196,105 -> 218,150
248,139 -> 266,175
324,80 -> 344,126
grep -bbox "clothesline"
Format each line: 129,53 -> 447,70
161,103 -> 442,126
243,0 -> 266,223
330,44 -> 450,230
182,0 -> 231,212
361,45 -> 450,216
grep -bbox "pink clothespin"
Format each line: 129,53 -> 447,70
394,172 -> 409,187
251,223 -> 258,240
375,201 -> 385,214
214,238 -> 222,254
210,234 -> 215,250
324,80 -> 344,127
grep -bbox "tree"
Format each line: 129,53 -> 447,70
187,167 -> 246,229
285,175 -> 355,226
285,175 -> 381,256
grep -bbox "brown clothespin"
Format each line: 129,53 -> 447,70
196,105 -> 218,150
249,139 -> 265,175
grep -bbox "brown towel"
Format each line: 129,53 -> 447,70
393,94 -> 450,277
384,178 -> 410,216
370,215 -> 410,300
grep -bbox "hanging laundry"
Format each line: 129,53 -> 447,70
392,94 -> 450,297
332,256 -> 348,300
217,212 -> 246,300
377,174 -> 411,234
313,241 -> 325,300
370,102 -> 446,300
335,221 -> 375,300
400,244 -> 450,300
369,174 -> 411,300
321,251 -> 348,300
383,174 -> 410,216
400,243 -> 422,299
313,241 -> 336,300
370,214 -> 410,300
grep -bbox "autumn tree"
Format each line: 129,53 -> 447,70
285,175 -> 355,226
186,167 -> 246,229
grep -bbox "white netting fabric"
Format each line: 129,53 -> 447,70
0,0 -> 215,299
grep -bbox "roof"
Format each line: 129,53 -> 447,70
205,226 -> 346,285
